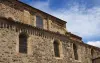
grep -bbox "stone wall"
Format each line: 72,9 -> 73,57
0,18 -> 100,63
0,0 -> 66,34
0,0 -> 100,63
49,20 -> 66,34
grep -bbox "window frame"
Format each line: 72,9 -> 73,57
53,40 -> 63,59
73,44 -> 78,60
19,32 -> 28,54
36,15 -> 43,28
54,40 -> 60,57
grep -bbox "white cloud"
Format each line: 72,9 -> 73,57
87,41 -> 100,48
51,6 -> 100,38
27,1 -> 100,42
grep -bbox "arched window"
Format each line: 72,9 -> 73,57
53,40 -> 60,57
73,44 -> 78,60
19,33 -> 28,53
36,16 -> 43,28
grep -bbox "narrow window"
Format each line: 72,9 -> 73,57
36,16 -> 43,28
53,40 -> 60,57
73,44 -> 78,60
91,49 -> 93,57
19,33 -> 28,53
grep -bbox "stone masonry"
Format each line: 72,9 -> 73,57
0,0 -> 100,63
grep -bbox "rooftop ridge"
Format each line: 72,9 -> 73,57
17,0 -> 67,23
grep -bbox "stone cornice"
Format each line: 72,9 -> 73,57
0,17 -> 68,41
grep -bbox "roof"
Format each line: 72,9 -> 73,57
17,0 -> 67,24
68,32 -> 82,40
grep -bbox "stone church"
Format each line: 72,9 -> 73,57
0,0 -> 100,63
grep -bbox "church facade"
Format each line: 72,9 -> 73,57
0,0 -> 100,63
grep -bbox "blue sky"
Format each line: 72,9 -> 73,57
20,0 -> 100,47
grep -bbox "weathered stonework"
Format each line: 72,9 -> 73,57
0,0 -> 100,63
0,0 -> 66,34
